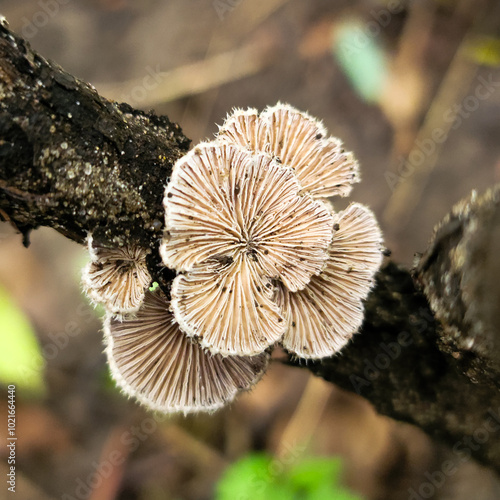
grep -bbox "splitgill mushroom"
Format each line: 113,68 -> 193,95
160,142 -> 335,356
217,103 -> 359,198
82,236 -> 151,316
276,203 -> 384,359
83,103 -> 384,415
171,255 -> 284,357
104,290 -> 269,414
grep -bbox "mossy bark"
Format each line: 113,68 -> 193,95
1,18 -> 500,474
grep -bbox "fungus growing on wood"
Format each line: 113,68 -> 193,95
218,103 -> 359,198
80,102 -> 383,415
276,203 -> 384,359
82,236 -> 151,316
105,291 -> 269,413
160,142 -> 335,356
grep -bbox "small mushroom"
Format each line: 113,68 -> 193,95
277,203 -> 384,359
82,236 -> 151,316
161,142 -> 334,356
217,103 -> 359,199
104,290 -> 269,414
171,255 -> 284,356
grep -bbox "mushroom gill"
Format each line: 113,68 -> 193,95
217,103 -> 359,199
277,203 -> 384,359
82,236 -> 151,316
105,290 -> 269,413
161,142 -> 334,356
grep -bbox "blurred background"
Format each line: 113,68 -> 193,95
1,0 -> 500,498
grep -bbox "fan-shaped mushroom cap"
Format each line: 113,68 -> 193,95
217,103 -> 359,199
161,142 -> 335,356
161,142 -> 334,291
277,203 -> 384,359
105,291 -> 269,414
171,255 -> 284,356
82,237 -> 151,315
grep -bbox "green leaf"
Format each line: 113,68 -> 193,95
216,453 -> 363,500
216,454 -> 293,500
333,20 -> 389,103
288,457 -> 342,491
289,457 -> 361,499
0,284 -> 46,395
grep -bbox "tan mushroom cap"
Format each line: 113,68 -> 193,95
171,255 -> 285,356
161,142 -> 334,292
217,108 -> 267,152
277,203 -> 384,359
105,291 -> 269,414
217,103 -> 359,199
82,237 -> 151,315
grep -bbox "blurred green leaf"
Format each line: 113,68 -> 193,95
0,284 -> 45,395
149,282 -> 160,292
332,20 -> 389,103
216,453 -> 363,500
288,457 -> 341,490
216,454 -> 293,500
289,457 -> 362,500
464,35 -> 500,67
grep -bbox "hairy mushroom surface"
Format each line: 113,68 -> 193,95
218,103 -> 359,198
82,237 -> 151,316
217,107 -> 267,152
161,142 -> 334,356
105,291 -> 269,414
276,203 -> 384,358
171,256 -> 284,356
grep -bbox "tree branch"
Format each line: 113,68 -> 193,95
299,257 -> 500,474
0,18 -> 190,251
1,19 -> 499,473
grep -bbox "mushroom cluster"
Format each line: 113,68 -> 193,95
81,236 -> 269,414
82,103 -> 383,414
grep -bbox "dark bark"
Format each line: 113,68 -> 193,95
1,19 -> 500,473
299,258 -> 500,474
416,187 -> 500,374
0,18 -> 190,255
